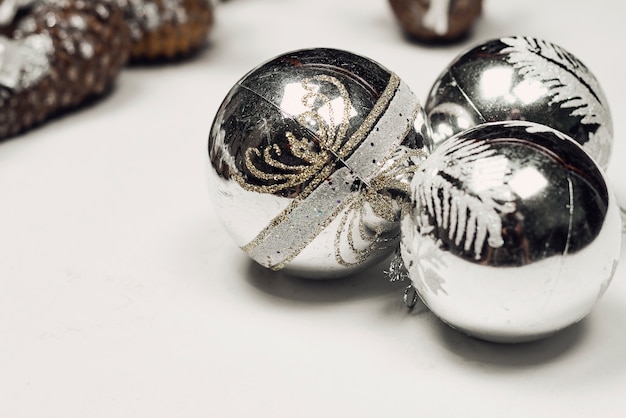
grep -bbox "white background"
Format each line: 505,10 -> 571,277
1,0 -> 626,416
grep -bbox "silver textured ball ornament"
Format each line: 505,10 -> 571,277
208,48 -> 431,278
426,36 -> 613,169
400,121 -> 621,343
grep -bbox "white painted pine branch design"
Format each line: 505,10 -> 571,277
412,136 -> 515,259
500,36 -> 610,137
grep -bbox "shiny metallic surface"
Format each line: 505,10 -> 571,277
426,36 -> 613,169
400,121 -> 621,342
208,48 -> 431,278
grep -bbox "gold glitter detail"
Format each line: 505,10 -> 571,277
343,74 -> 401,159
234,73 -> 400,198
233,75 -> 346,197
242,73 -> 414,271
333,140 -> 426,266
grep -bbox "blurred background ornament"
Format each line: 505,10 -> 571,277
0,0 -> 214,139
0,0 -> 132,139
425,36 -> 613,169
400,121 -> 621,343
118,0 -> 214,61
208,48 -> 431,278
388,0 -> 482,43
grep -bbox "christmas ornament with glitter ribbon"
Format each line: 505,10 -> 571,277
208,48 -> 432,278
398,121 -> 621,343
425,36 -> 613,169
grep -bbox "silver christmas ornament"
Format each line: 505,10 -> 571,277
208,48 -> 431,278
425,36 -> 613,169
400,121 -> 621,343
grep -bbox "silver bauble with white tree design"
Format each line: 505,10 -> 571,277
425,36 -> 613,169
400,121 -> 621,343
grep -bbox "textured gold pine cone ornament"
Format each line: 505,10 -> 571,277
117,0 -> 214,61
0,0 -> 132,139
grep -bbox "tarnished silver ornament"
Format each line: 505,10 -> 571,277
400,121 -> 621,343
208,48 -> 431,278
426,36 -> 613,169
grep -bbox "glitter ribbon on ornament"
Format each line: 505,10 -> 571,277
238,73 -> 424,270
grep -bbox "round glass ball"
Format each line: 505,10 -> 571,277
208,48 -> 431,278
425,36 -> 613,169
400,121 -> 621,342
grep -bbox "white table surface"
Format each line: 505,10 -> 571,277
1,1 -> 625,417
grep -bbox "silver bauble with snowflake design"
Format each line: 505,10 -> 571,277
426,36 -> 613,169
208,48 -> 431,278
400,121 -> 621,343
